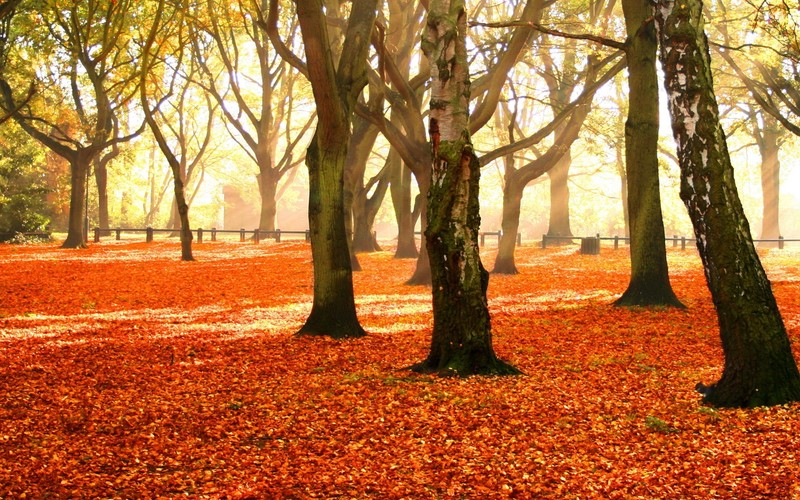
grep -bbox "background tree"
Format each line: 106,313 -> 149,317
655,0 -> 800,407
140,0 -> 197,261
0,0 -> 142,248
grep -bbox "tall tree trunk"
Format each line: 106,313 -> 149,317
615,0 -> 683,308
546,152 -> 573,241
656,0 -> 800,407
412,0 -> 518,376
758,114 -> 781,246
293,0 -> 377,338
62,155 -> 90,249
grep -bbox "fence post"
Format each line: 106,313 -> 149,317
305,230 -> 310,242
211,228 -> 217,242
480,232 -> 485,246
517,232 -> 522,247
240,228 -> 245,242
542,234 -> 547,249
146,227 -> 153,243
94,227 -> 100,243
779,235 -> 784,250
276,228 -> 281,242
254,228 -> 260,243
681,236 -> 686,250
673,235 -> 678,248
197,228 -> 203,243
614,235 -> 619,249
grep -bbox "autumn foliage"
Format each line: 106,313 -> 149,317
1,239 -> 799,497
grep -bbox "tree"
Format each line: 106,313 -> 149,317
140,0 -> 198,261
0,0 -> 142,248
412,0 -> 518,376
292,0 -> 378,338
655,0 -> 800,407
614,0 -> 683,307
196,0 -> 314,233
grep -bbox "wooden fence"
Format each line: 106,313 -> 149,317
93,227 -> 310,243
542,233 -> 799,253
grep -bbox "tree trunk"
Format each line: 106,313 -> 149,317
94,159 -> 110,236
293,0 -> 376,338
257,167 -> 278,232
615,0 -> 683,308
546,152 -> 573,242
62,156 -> 90,249
391,156 -> 419,258
406,171 -> 431,285
493,182 -> 523,274
758,114 -> 781,246
412,0 -> 518,376
656,0 -> 800,407
299,135 -> 364,336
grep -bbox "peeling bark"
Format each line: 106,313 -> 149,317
413,0 -> 518,376
656,0 -> 800,407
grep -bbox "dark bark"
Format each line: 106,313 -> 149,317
615,0 -> 683,308
391,154 -> 419,259
293,0 -> 377,338
656,0 -> 800,407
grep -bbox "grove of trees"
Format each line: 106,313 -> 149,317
1,0 -> 799,406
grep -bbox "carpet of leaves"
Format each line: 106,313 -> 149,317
1,239 -> 799,498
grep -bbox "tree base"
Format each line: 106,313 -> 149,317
61,238 -> 87,249
491,258 -> 519,275
410,354 -> 521,377
394,244 -> 419,259
696,379 -> 800,408
295,310 -> 366,340
613,285 -> 685,309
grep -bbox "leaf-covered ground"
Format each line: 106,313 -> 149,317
1,240 -> 799,498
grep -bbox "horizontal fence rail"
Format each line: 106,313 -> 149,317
414,230 -> 522,247
93,227 -> 310,244
542,234 -> 799,251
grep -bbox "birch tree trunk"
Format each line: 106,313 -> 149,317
655,0 -> 800,407
413,0 -> 518,376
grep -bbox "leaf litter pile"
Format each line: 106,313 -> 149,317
1,240 -> 799,498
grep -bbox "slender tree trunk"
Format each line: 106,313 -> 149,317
758,115 -> 781,246
656,0 -> 800,407
406,171 -> 431,285
94,159 -> 110,235
62,156 -> 90,249
615,0 -> 683,308
412,0 -> 518,376
493,182 -> 523,274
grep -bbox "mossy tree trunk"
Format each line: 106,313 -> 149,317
615,0 -> 683,308
655,0 -> 800,407
412,0 -> 518,376
293,0 -> 378,338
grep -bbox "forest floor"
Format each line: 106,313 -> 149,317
0,239 -> 799,498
